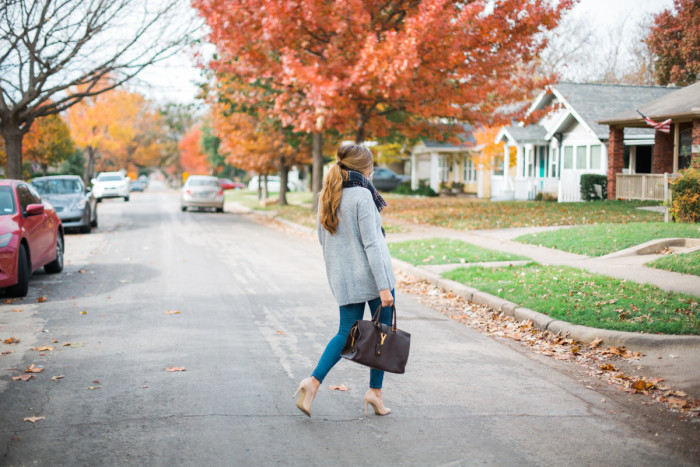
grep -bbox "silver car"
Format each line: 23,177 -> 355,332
181,175 -> 225,212
31,175 -> 98,233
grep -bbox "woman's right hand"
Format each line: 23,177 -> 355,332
379,289 -> 394,308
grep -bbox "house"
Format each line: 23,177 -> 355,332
495,83 -> 677,202
410,132 -> 479,196
598,81 -> 700,201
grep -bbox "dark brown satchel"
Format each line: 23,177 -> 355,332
340,304 -> 410,374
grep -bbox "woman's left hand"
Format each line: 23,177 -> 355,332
379,289 -> 394,307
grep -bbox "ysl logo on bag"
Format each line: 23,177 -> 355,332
380,333 -> 387,345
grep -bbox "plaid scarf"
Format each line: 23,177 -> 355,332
342,168 -> 388,236
342,169 -> 388,212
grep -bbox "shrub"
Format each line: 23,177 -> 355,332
534,192 -> 557,202
670,168 -> 700,223
394,179 -> 438,197
580,174 -> 608,201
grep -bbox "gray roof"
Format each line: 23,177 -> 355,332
501,125 -> 547,144
551,83 -> 677,138
598,81 -> 700,125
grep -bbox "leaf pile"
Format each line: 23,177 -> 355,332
396,272 -> 700,418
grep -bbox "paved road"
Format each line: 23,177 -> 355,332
1,191 -> 698,466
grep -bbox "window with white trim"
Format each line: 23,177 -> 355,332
576,146 -> 587,169
563,146 -> 574,169
438,157 -> 449,183
590,145 -> 602,170
463,155 -> 477,182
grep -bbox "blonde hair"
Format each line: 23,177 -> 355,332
319,144 -> 374,234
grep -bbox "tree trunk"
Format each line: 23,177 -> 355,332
279,156 -> 289,206
260,174 -> 268,208
257,174 -> 262,200
354,125 -> 365,144
83,146 -> 96,186
1,124 -> 24,180
311,132 -> 323,211
41,164 -> 48,176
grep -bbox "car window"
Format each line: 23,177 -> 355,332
27,184 -> 42,204
97,174 -> 123,182
16,185 -> 35,211
0,186 -> 16,215
32,178 -> 83,195
189,179 -> 219,187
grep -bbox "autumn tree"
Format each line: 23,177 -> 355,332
646,0 -> 700,86
473,126 -> 515,172
0,0 -> 195,179
23,114 -> 75,175
67,88 -> 166,183
194,0 -> 572,202
179,126 -> 211,176
160,103 -> 198,177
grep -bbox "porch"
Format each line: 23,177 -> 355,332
616,173 -> 669,201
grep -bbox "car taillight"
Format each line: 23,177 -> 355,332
185,189 -> 191,195
217,190 -> 223,197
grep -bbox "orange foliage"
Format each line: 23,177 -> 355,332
179,126 -> 211,175
473,127 -> 515,171
193,0 -> 573,143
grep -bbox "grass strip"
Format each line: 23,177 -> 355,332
443,263 -> 699,335
388,238 -> 529,266
382,198 -> 662,230
515,222 -> 700,257
647,250 -> 700,277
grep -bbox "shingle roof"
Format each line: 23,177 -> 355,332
552,83 -> 677,139
501,125 -> 547,144
598,81 -> 700,125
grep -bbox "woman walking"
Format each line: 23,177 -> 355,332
294,143 -> 396,417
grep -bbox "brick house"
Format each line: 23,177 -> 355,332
598,81 -> 700,200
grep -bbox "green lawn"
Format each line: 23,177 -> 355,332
443,264 -> 699,335
515,222 -> 700,257
647,250 -> 700,277
387,238 -> 529,265
382,198 -> 662,230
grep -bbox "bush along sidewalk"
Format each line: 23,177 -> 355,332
443,263 -> 699,335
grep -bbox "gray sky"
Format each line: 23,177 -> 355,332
131,0 -> 675,105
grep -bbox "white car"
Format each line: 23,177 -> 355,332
247,175 -> 296,192
92,172 -> 130,202
181,175 -> 224,212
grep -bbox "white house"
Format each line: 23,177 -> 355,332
495,83 -> 676,202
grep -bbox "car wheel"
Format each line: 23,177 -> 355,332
91,210 -> 98,227
80,210 -> 92,233
6,244 -> 30,297
44,234 -> 64,274
181,205 -> 187,212
96,198 -> 102,203
216,207 -> 224,213
124,196 -> 130,202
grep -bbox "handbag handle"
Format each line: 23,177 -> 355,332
372,304 -> 397,332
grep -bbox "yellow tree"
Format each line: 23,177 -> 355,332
473,127 -> 515,171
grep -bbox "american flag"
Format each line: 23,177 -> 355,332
636,109 -> 671,134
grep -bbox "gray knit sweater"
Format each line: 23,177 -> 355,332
318,187 -> 396,306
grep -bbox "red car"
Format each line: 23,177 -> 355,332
0,180 -> 64,297
218,178 -> 245,191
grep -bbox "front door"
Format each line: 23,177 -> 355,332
636,146 -> 652,173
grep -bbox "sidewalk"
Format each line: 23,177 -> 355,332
386,222 -> 700,297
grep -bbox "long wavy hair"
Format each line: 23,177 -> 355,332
318,144 -> 374,234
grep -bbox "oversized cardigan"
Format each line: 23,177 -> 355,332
317,187 -> 396,306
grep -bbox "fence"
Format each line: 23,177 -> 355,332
616,173 -> 667,201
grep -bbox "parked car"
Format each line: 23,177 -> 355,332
181,175 -> 225,212
0,180 -> 64,297
247,175 -> 295,192
219,178 -> 245,191
371,167 -> 411,192
31,175 -> 97,233
91,172 -> 130,202
129,180 -> 145,192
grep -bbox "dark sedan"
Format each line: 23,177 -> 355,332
371,167 -> 410,192
31,175 -> 97,233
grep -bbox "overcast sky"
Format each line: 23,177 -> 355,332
130,0 -> 675,105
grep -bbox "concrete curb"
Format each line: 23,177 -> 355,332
392,258 -> 700,351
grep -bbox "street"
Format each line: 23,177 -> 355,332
1,190 -> 698,466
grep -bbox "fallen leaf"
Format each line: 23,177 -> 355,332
275,330 -> 285,335
119,279 -> 130,283
165,367 -> 186,372
3,298 -> 16,304
164,310 -> 181,315
23,416 -> 45,423
669,354 -> 680,359
601,363 -> 617,372
668,397 -> 690,409
92,379 -> 100,384
12,374 -> 34,381
11,308 -> 23,312
589,338 -> 602,348
329,383 -> 349,391
31,346 -> 54,352
86,386 -> 102,390
80,311 -> 87,315
450,314 -> 468,320
571,346 -> 579,355
3,337 -> 20,344
79,269 -> 87,274
62,342 -> 85,347
36,296 -> 48,303
2,350 -> 15,355
631,380 -> 646,392
25,364 -> 44,373
51,375 -> 64,380
51,339 -> 58,343
139,385 -> 148,389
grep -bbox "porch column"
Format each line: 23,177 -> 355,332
652,129 -> 674,174
693,119 -> 700,169
429,152 -> 440,192
411,151 -> 418,190
607,126 -> 624,199
503,144 -> 510,191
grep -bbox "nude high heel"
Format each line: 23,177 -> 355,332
364,389 -> 391,416
293,377 -> 318,417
